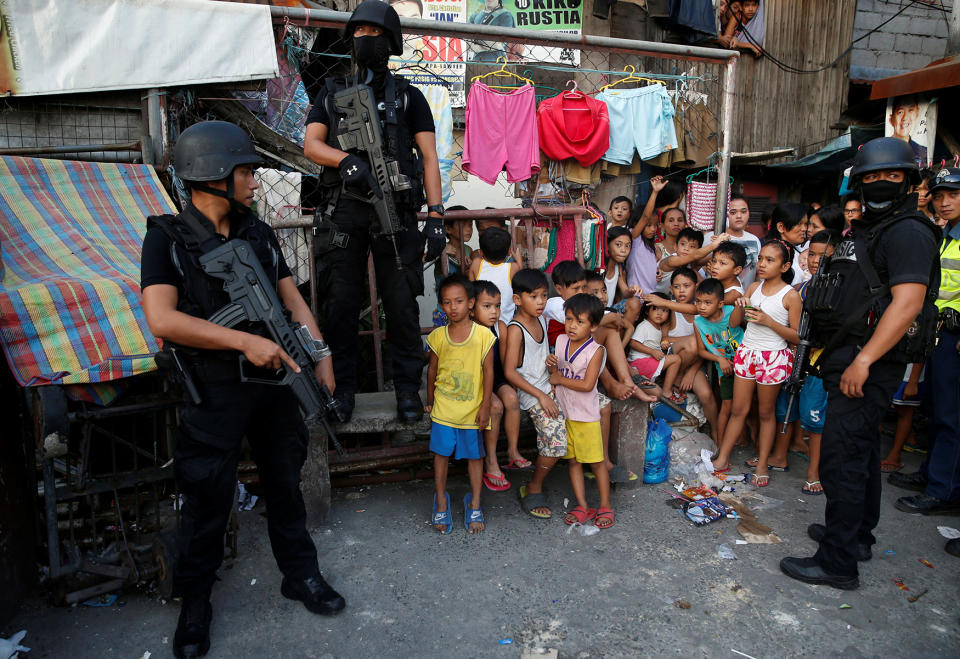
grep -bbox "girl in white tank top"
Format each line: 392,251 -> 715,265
712,241 -> 802,485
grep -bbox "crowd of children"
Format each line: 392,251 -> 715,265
423,176 -> 927,532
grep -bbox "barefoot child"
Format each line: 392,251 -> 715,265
694,278 -> 744,445
644,268 -> 720,433
425,274 -> 495,534
628,292 -> 683,398
712,241 -> 802,486
547,294 -> 615,529
472,280 -> 529,489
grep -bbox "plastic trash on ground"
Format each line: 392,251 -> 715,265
643,417 -> 672,484
668,428 -> 717,481
683,497 -> 726,526
0,630 -> 29,658
937,526 -> 960,539
717,544 -> 737,560
237,481 -> 259,511
566,522 -> 600,536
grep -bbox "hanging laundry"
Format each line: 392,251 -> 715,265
539,154 -> 603,187
601,157 -> 645,178
658,0 -> 718,44
687,180 -> 730,232
597,84 -> 678,164
537,91 -> 610,167
463,82 -> 540,185
415,84 -> 455,202
544,218 -> 577,274
645,98 -> 690,168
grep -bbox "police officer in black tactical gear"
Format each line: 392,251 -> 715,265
779,137 -> 941,590
304,0 -> 445,424
141,121 -> 345,659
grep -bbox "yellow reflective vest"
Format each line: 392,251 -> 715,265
938,223 -> 960,314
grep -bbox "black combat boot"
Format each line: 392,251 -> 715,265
173,597 -> 212,658
281,573 -> 346,615
396,390 -> 423,423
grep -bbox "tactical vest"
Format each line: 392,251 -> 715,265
320,74 -> 425,209
808,201 -> 941,364
147,206 -> 281,366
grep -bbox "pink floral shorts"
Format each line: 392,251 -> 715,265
733,346 -> 794,386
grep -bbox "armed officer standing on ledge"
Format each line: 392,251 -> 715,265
304,0 -> 445,423
780,137 -> 941,590
141,122 -> 345,659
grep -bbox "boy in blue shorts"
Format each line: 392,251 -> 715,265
765,230 -> 836,495
425,274 -> 496,534
693,278 -> 744,445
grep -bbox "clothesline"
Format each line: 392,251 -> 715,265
278,40 -> 717,85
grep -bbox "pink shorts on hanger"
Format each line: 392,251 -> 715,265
463,83 -> 540,185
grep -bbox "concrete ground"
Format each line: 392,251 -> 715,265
5,444 -> 960,658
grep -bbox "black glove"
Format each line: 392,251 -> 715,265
422,216 -> 446,262
338,154 -> 377,194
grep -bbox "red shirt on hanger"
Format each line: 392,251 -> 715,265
537,91 -> 611,167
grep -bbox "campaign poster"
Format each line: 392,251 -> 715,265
465,0 -> 582,65
389,0 -> 468,107
885,94 -> 937,168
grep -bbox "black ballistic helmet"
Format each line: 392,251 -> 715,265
930,167 -> 960,194
344,0 -> 404,55
173,121 -> 260,182
849,137 -> 920,186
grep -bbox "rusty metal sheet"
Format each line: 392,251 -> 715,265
870,55 -> 960,100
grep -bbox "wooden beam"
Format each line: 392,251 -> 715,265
203,98 -> 321,175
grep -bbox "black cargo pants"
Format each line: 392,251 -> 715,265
172,380 -> 319,599
316,196 -> 426,395
813,345 -> 903,577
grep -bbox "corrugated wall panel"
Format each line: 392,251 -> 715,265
732,0 -> 857,157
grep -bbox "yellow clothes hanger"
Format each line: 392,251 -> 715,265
470,57 -> 534,90
599,65 -> 666,92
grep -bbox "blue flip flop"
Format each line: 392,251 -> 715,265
432,492 -> 452,534
464,493 -> 485,532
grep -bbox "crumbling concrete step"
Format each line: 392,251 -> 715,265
331,390 -> 431,435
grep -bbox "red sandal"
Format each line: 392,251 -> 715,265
564,505 -> 596,525
594,507 -> 615,529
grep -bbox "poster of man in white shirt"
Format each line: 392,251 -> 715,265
885,94 -> 937,167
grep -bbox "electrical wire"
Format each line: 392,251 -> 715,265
731,0 -> 935,75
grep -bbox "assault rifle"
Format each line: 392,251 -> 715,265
332,76 -> 413,271
200,240 -> 346,456
780,310 -> 811,435
780,251 -> 833,434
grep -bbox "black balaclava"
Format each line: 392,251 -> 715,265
354,34 -> 391,90
860,177 -> 910,215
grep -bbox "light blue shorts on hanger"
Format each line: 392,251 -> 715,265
597,85 -> 678,164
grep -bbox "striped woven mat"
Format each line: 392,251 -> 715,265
0,156 -> 176,402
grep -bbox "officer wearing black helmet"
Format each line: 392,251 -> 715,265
304,0 -> 445,423
889,167 -> 960,545
780,137 -> 940,590
141,121 -> 345,659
